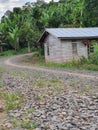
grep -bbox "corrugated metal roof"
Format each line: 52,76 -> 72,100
46,28 -> 98,38
38,28 -> 98,44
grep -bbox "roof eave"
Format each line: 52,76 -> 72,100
59,36 -> 98,40
38,30 -> 49,44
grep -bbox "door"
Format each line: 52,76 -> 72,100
72,43 -> 78,58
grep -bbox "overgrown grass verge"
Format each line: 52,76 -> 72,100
21,52 -> 45,65
22,52 -> 98,71
0,50 -> 17,57
40,59 -> 98,71
0,47 -> 37,58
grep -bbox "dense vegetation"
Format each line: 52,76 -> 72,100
0,0 -> 98,53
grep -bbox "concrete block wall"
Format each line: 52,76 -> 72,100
44,34 -> 88,63
44,35 -> 63,62
61,40 -> 73,61
77,41 -> 88,58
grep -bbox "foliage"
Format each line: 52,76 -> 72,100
0,0 -> 98,54
88,53 -> 98,65
83,0 -> 98,27
0,48 -> 29,57
0,50 -> 17,57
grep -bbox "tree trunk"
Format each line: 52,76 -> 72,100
0,45 -> 3,52
28,42 -> 31,53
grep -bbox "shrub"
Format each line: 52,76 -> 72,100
0,50 -> 16,57
89,53 -> 98,65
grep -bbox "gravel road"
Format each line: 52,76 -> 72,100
0,53 -> 98,130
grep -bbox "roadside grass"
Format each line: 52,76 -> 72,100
0,50 -> 17,58
22,52 -> 98,71
0,47 -> 34,58
21,52 -> 45,65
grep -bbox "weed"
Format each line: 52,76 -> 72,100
46,90 -> 54,95
0,80 -> 3,88
50,78 -> 59,83
47,83 -> 52,87
49,78 -> 62,87
11,119 -> 18,127
54,86 -> 62,92
44,124 -> 49,129
21,119 -> 37,129
35,93 -> 43,100
11,71 -> 28,78
71,81 -> 80,86
35,79 -> 45,88
5,93 -> 23,111
27,109 -> 36,114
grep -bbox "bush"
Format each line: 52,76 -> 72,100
89,53 -> 98,65
82,64 -> 98,71
79,56 -> 88,65
0,50 -> 16,57
17,48 -> 28,54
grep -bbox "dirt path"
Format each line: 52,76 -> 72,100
0,54 -> 98,130
2,53 -> 98,79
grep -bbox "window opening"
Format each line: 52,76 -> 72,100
47,44 -> 50,55
72,43 -> 77,55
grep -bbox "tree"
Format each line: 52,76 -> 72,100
7,26 -> 20,51
83,0 -> 98,27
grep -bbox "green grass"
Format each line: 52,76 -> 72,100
23,52 -> 98,71
21,52 -> 45,65
27,109 -> 36,114
0,50 -> 17,57
5,93 -> 23,111
21,120 -> 37,129
0,47 -> 33,58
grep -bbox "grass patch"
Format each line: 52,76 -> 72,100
21,52 -> 45,65
35,93 -> 43,100
0,50 -> 17,57
10,71 -> 28,78
21,119 -> 37,129
0,47 -> 33,58
5,93 -> 23,111
27,109 -> 36,114
11,119 -> 19,127
22,52 -> 98,71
